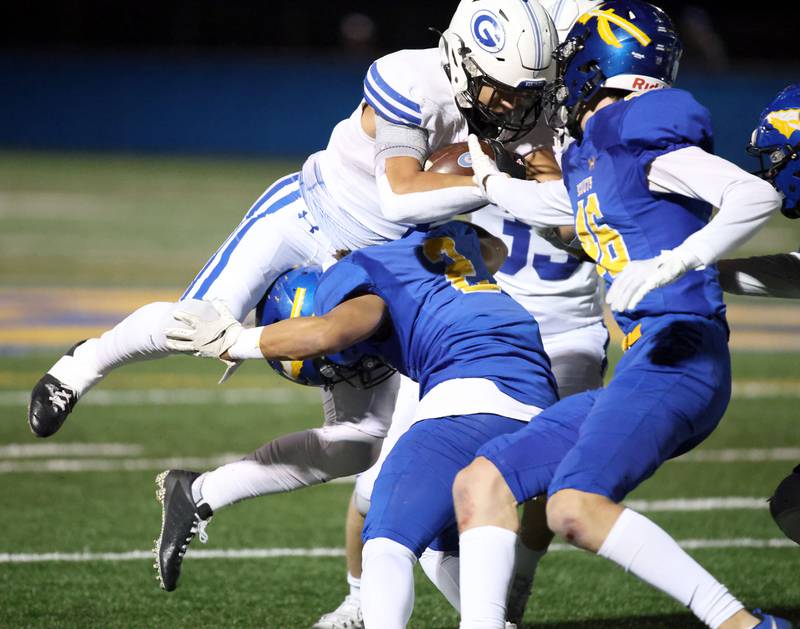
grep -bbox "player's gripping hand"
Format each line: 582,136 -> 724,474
468,134 -> 509,195
164,300 -> 243,359
606,250 -> 691,312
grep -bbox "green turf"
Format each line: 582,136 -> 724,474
3,353 -> 800,627
0,151 -> 300,287
2,152 -> 800,627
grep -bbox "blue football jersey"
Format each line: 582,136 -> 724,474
314,221 -> 558,409
562,88 -> 726,333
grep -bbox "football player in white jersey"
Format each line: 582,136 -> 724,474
28,0 -> 556,477
28,0 -> 563,605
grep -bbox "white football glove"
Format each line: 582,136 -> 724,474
468,134 -> 508,195
605,250 -> 692,312
164,300 -> 243,359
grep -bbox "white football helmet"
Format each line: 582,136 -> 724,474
439,0 -> 558,141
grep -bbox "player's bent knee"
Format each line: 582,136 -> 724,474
453,457 -> 511,529
546,489 -> 606,542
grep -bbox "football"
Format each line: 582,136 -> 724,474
424,140 -> 494,175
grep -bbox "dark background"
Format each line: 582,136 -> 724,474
2,1 -> 796,63
2,2 -> 798,162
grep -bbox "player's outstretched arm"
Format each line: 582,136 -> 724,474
607,147 -> 783,312
164,295 -> 388,362
717,253 -> 800,299
254,294 -> 387,361
467,134 -> 575,228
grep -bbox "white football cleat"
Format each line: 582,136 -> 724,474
311,595 -> 363,629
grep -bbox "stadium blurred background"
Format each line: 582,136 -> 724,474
1,2 -> 798,627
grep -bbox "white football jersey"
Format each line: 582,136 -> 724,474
301,48 -> 467,251
471,204 -> 603,336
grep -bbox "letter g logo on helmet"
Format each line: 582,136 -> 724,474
471,10 -> 505,53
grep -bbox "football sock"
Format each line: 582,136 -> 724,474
64,299 -> 234,391
458,526 -> 517,629
506,544 -> 547,623
597,508 -> 744,628
419,548 -> 461,611
361,538 -> 416,629
65,301 -> 179,391
347,572 -> 361,603
50,340 -> 103,396
191,458 -> 316,512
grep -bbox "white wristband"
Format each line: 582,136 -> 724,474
226,327 -> 265,360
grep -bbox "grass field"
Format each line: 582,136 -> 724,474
1,152 -> 799,628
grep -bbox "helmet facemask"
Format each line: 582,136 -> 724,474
543,31 -> 603,139
458,56 -> 547,142
317,355 -> 397,390
747,134 -> 800,219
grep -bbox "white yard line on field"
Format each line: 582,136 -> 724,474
0,387 -> 320,407
0,454 -> 246,474
625,497 -> 768,511
1,538 -> 793,563
677,448 -> 800,463
3,448 -> 799,474
0,380 -> 798,408
0,443 -> 143,458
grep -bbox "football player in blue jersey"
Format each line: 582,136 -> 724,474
718,84 -> 800,300
154,220 -> 560,624
457,2 -> 792,628
717,85 -> 800,548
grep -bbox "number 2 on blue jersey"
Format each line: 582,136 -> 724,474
422,236 -> 500,294
500,219 -> 581,281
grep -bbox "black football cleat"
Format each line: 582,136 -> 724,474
27,341 -> 86,438
153,469 -> 212,592
28,374 -> 79,438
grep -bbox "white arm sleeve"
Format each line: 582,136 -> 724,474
375,161 -> 488,224
647,146 -> 782,266
484,177 -> 574,228
717,252 -> 800,298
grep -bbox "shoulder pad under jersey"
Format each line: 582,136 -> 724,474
620,88 -> 714,153
314,256 -> 374,317
363,50 -> 426,127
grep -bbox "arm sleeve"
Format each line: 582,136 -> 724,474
484,177 -> 575,228
374,160 -> 488,224
374,116 -> 429,165
647,146 -> 783,266
717,253 -> 800,298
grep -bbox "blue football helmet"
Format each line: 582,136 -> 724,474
747,85 -> 800,219
256,266 -> 395,389
545,0 -> 682,137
